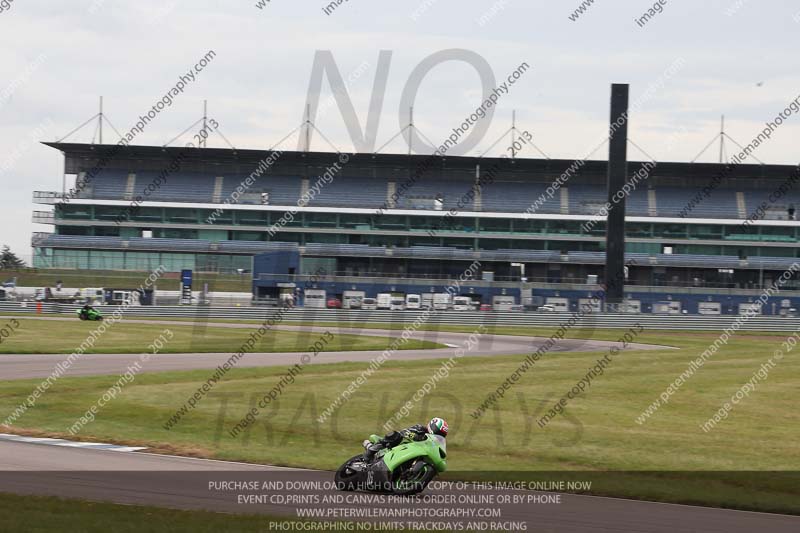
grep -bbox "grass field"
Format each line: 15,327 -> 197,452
1,322 -> 799,513
0,319 -> 442,354
0,492 -> 358,533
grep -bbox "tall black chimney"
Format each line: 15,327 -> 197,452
604,84 -> 629,309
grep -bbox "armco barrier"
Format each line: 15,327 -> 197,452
2,302 -> 800,332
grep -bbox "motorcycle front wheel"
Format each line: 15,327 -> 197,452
390,458 -> 436,496
334,454 -> 366,491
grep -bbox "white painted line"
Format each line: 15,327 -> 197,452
0,433 -> 147,452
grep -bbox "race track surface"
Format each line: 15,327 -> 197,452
0,316 -> 671,380
0,438 -> 797,533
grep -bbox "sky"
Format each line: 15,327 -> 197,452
1,0 -> 799,260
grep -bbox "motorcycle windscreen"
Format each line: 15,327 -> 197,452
432,435 -> 446,456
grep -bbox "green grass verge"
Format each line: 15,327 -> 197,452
0,311 -> 692,344
3,311 -> 785,340
0,319 -> 442,354
1,328 -> 798,513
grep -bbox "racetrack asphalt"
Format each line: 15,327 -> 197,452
0,438 -> 797,533
0,316 -> 672,380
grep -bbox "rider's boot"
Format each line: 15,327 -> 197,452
363,442 -> 384,463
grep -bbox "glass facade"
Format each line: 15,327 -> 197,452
51,203 -> 800,258
34,249 -> 252,271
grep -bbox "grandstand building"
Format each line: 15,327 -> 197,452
32,142 -> 800,314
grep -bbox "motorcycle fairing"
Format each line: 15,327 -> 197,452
382,434 -> 447,473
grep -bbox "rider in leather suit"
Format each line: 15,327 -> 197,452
363,417 -> 448,462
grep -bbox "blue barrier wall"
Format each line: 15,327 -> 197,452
251,252 -> 800,315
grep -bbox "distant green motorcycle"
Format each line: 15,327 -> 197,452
334,433 -> 447,495
77,307 -> 103,321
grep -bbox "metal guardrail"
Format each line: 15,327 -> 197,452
32,211 -> 54,224
2,302 -> 800,332
32,191 -> 63,204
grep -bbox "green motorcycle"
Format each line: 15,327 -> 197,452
77,307 -> 104,321
334,433 -> 447,495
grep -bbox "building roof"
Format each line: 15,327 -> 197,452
42,142 -> 799,183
